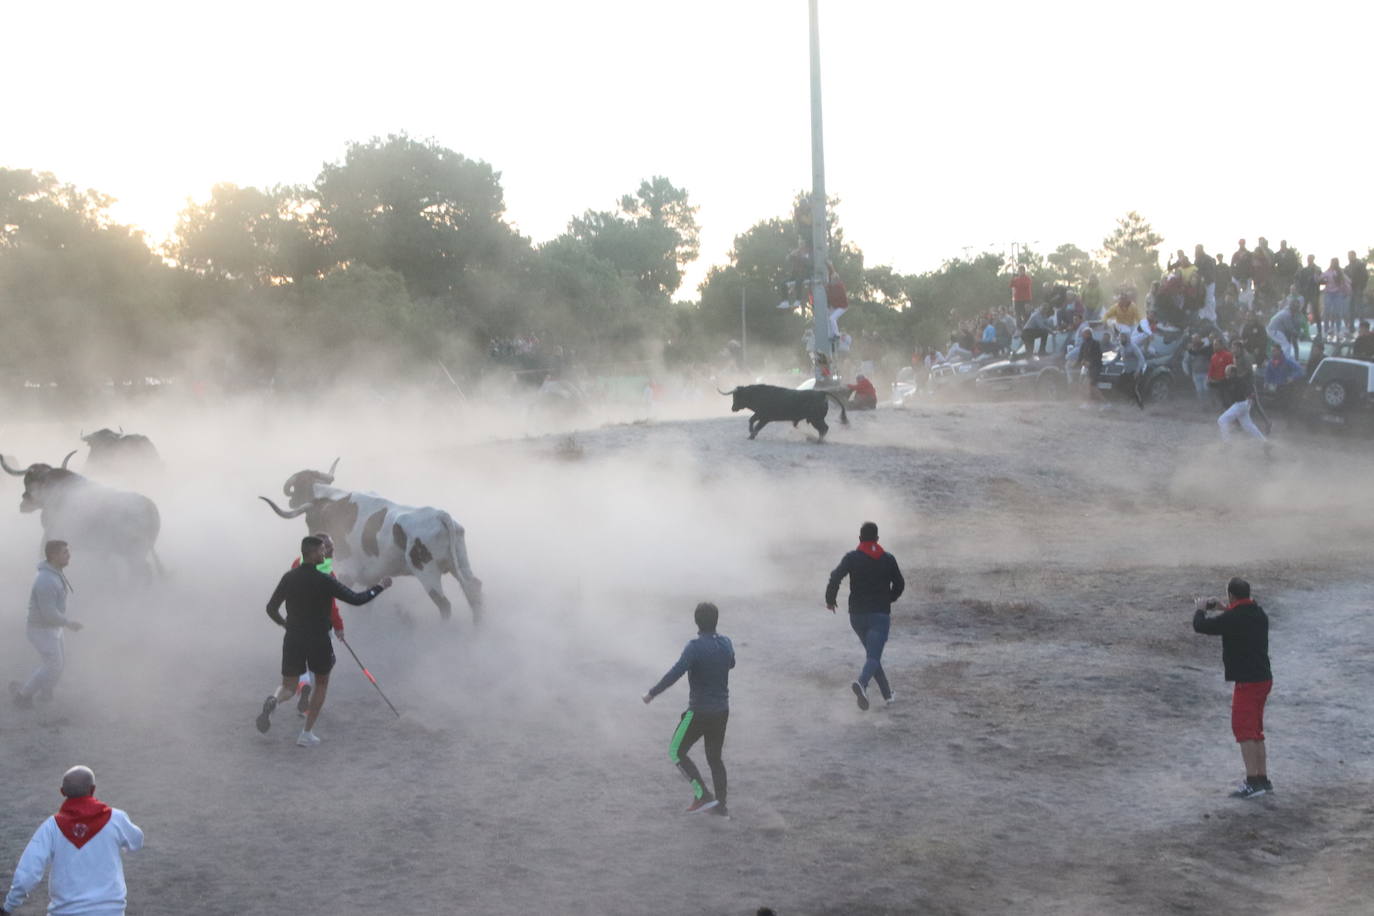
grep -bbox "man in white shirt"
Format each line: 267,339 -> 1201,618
2,766 -> 143,915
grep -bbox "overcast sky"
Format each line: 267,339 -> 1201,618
6,0 -> 1371,297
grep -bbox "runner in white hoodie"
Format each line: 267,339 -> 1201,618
2,766 -> 143,916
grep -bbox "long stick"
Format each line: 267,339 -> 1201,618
338,635 -> 401,718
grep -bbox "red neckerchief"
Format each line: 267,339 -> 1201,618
55,796 -> 112,849
1226,598 -> 1255,611
857,540 -> 885,560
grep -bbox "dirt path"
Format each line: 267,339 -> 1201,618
2,395 -> 1373,914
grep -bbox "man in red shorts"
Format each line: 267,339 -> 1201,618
1193,577 -> 1272,798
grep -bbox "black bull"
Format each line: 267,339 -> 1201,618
722,384 -> 850,440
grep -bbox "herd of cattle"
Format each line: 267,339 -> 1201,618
0,390 -> 837,617
0,430 -> 483,622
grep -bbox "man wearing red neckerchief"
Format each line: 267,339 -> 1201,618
1193,577 -> 1274,799
825,521 -> 905,711
2,765 -> 143,915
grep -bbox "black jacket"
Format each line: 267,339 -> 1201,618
1193,600 -> 1271,683
826,547 -> 904,615
267,565 -> 384,635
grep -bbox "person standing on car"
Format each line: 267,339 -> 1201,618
1266,297 -> 1303,363
1192,577 -> 1273,798
1020,304 -> 1055,357
826,521 -> 904,711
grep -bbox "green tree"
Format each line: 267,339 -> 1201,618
169,183 -> 331,287
564,176 -> 699,299
1100,211 -> 1163,289
1044,243 -> 1099,290
313,134 -> 523,301
0,168 -> 177,388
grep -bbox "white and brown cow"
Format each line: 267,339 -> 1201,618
260,460 -> 482,622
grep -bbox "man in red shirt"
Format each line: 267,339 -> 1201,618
1009,267 -> 1034,323
845,374 -> 877,410
1206,337 -> 1235,408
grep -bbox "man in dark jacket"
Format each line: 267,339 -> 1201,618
1193,577 -> 1273,798
826,521 -> 905,710
644,602 -> 735,816
257,536 -> 391,746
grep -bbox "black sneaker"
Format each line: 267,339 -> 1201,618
296,683 -> 312,716
851,681 -> 870,711
1261,779 -> 1275,794
710,803 -> 730,819
255,695 -> 278,734
1229,781 -> 1269,799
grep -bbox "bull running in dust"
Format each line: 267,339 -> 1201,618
720,384 -> 849,440
81,428 -> 160,472
0,450 -> 163,578
259,459 -> 483,623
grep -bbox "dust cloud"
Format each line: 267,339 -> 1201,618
3,386 -> 1374,915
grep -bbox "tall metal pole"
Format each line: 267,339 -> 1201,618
740,286 -> 748,369
808,0 -> 831,384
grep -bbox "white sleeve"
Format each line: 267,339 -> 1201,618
4,820 -> 55,912
112,810 -> 144,852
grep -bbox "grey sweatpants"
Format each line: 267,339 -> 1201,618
20,626 -> 64,698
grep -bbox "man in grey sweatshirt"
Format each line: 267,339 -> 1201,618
9,541 -> 82,709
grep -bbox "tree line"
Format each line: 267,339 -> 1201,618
0,133 -> 1237,393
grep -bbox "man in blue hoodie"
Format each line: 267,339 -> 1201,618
827,522 -> 905,710
643,602 -> 735,816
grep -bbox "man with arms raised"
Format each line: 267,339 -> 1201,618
257,535 -> 391,746
2,766 -> 143,916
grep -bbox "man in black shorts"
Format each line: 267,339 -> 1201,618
256,536 -> 392,747
1077,324 -> 1105,407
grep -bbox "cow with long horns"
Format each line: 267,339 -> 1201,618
719,383 -> 850,440
0,451 -> 162,578
259,460 -> 482,622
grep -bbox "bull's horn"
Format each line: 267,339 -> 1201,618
60,450 -> 76,469
716,387 -> 737,396
259,496 -> 311,519
323,457 -> 339,483
0,454 -> 26,476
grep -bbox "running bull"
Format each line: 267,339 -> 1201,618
1,450 -> 162,577
260,459 -> 482,622
81,428 -> 160,472
720,384 -> 850,440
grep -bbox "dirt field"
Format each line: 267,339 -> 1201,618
2,391 -> 1373,915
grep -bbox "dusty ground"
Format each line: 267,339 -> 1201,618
2,389 -> 1373,915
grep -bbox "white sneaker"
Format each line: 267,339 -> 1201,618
296,730 -> 321,748
885,693 -> 897,707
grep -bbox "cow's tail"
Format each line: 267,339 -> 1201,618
440,512 -> 483,621
823,391 -> 850,426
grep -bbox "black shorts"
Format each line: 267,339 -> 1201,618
281,630 -> 335,678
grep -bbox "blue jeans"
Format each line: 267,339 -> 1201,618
849,612 -> 891,698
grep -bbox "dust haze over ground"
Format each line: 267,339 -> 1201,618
3,387 -> 1374,915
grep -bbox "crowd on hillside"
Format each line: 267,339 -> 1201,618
928,238 -> 1369,368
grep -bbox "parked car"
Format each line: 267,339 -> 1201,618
1093,327 -> 1191,405
974,354 -> 1068,400
1299,357 -> 1374,434
927,354 -> 996,400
